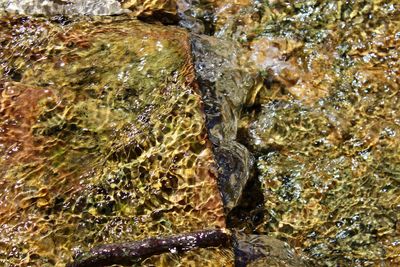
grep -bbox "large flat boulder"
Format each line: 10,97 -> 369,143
0,16 -> 232,266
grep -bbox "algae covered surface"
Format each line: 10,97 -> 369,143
0,0 -> 399,266
0,16 -> 232,266
233,1 -> 400,266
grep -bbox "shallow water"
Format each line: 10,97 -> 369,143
0,15 -> 230,266
0,0 -> 399,266
184,0 -> 400,266
232,1 -> 400,266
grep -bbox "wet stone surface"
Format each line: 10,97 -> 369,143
229,1 -> 400,266
0,0 -> 400,266
0,16 -> 232,266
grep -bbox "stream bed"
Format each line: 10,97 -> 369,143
0,0 -> 399,266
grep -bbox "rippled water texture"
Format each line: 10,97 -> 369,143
0,15 -> 232,266
0,0 -> 399,266
235,1 -> 399,266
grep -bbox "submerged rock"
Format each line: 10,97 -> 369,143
191,34 -> 256,211
0,16 -> 232,266
237,1 -> 400,266
233,231 -> 307,267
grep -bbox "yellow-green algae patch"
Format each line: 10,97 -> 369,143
0,16 -> 232,266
